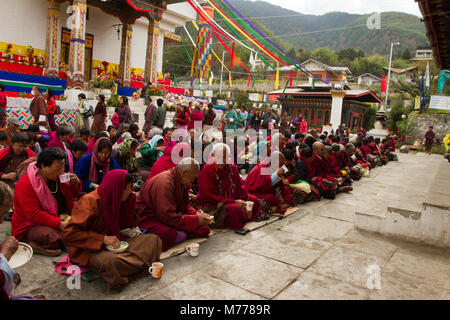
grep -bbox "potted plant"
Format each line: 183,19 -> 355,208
106,95 -> 121,110
146,86 -> 167,101
89,74 -> 116,98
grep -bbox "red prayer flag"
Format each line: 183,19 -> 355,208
230,42 -> 235,68
381,74 -> 387,93
247,74 -> 252,87
290,68 -> 293,87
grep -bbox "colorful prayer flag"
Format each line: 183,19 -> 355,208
275,62 -> 279,90
381,75 -> 387,93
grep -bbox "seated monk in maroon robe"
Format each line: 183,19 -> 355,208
197,143 -> 261,230
336,143 -> 361,180
311,142 -> 352,195
136,158 -> 211,251
62,170 -> 162,289
244,151 -> 293,214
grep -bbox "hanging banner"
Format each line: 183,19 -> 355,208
248,93 -> 259,101
414,96 -> 421,110
429,95 -> 450,110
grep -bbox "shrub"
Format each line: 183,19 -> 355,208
106,95 -> 121,109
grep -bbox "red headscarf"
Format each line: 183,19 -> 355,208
97,169 -> 135,240
89,137 -> 111,182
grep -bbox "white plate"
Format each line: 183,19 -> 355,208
106,241 -> 129,253
8,243 -> 33,269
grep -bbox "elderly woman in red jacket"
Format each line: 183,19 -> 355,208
11,148 -> 81,256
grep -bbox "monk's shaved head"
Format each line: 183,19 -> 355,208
178,157 -> 200,173
312,141 -> 324,153
178,157 -> 200,186
212,143 -> 231,169
312,141 -> 325,157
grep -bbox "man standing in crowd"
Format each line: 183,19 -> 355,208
424,126 -> 435,155
143,97 -> 157,137
152,99 -> 166,130
29,86 -> 49,131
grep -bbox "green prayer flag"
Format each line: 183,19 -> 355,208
174,76 -> 178,87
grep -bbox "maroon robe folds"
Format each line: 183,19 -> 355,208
244,162 -> 292,211
135,167 -> 210,251
197,163 -> 261,230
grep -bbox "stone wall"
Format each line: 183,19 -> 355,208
407,114 -> 450,143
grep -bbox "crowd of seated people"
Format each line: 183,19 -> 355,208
0,101 -> 400,298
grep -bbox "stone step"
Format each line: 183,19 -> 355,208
355,202 -> 450,248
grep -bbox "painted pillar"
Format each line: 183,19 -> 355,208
67,0 -> 87,90
329,90 -> 346,131
119,23 -> 133,88
44,0 -> 61,78
144,19 -> 160,85
156,32 -> 165,77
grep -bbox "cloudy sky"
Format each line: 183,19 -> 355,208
254,0 -> 422,17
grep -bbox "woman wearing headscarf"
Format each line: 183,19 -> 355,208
136,135 -> 165,181
75,137 -> 121,193
112,138 -> 139,173
62,170 -> 162,289
91,94 -> 107,135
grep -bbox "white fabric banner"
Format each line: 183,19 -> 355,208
429,95 -> 450,110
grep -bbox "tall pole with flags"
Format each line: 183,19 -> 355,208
384,42 -> 400,111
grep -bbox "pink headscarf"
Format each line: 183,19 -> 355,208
89,137 -> 111,183
27,162 -> 58,216
97,169 -> 135,240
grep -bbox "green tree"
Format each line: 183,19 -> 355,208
396,117 -> 417,138
401,48 -> 412,60
311,47 -> 338,66
387,97 -> 406,131
338,48 -> 364,61
363,106 -> 378,130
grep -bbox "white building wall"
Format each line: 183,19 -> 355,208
1,0 -> 195,78
0,0 -> 48,50
60,3 -> 123,66
130,20 -> 149,71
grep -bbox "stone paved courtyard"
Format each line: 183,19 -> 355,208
1,152 -> 449,300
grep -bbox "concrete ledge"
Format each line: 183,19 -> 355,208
355,203 -> 450,248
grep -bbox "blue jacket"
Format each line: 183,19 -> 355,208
75,153 -> 121,193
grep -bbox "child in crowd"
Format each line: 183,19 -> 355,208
79,128 -> 91,144
107,125 -> 118,142
26,132 -> 42,155
111,107 -> 120,128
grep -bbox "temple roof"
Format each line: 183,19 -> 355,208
417,0 -> 450,69
84,0 -> 182,23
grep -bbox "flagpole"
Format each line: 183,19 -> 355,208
219,50 -> 227,94
384,42 -> 400,111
